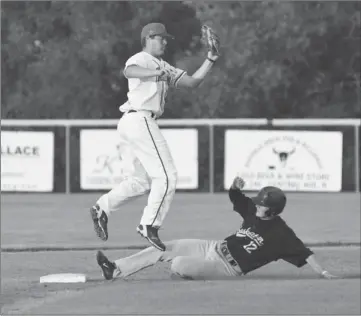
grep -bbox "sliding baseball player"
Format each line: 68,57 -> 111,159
90,23 -> 220,251
96,177 -> 338,280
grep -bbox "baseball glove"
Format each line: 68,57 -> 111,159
158,66 -> 177,84
201,25 -> 220,56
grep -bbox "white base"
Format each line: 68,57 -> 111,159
40,273 -> 87,283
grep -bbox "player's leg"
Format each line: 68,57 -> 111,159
95,145 -> 151,216
170,256 -> 239,280
114,239 -> 213,278
96,239 -> 215,279
90,174 -> 150,241
170,239 -> 239,280
135,118 -> 177,230
122,113 -> 178,250
96,176 -> 150,216
90,128 -> 150,241
171,241 -> 241,280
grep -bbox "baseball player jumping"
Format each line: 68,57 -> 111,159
95,176 -> 338,280
90,23 -> 220,251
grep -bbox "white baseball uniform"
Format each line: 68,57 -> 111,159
96,51 -> 186,228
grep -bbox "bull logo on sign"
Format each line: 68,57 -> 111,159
269,147 -> 295,170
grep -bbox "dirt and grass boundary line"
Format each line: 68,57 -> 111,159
2,242 -> 360,253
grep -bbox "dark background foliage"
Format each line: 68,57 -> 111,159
2,1 -> 360,119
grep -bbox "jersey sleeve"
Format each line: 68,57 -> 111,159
281,229 -> 314,267
124,53 -> 148,78
228,187 -> 255,219
163,62 -> 187,87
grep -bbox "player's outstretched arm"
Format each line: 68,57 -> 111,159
228,176 -> 253,217
176,51 -> 219,89
177,25 -> 220,88
123,65 -> 164,79
229,176 -> 246,202
231,176 -> 245,191
306,254 -> 338,279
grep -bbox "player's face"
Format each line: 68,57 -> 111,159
148,35 -> 167,56
255,205 -> 270,219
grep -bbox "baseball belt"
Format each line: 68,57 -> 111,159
128,109 -> 157,119
218,241 -> 243,275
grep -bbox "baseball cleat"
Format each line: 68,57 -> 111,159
136,225 -> 166,251
90,204 -> 108,241
96,251 -> 117,280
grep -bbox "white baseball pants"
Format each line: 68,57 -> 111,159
96,111 -> 177,227
112,239 -> 240,280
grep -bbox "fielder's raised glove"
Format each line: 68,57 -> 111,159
201,25 -> 220,56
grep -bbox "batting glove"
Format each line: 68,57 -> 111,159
232,176 -> 245,190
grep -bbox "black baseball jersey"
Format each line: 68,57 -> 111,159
225,187 -> 313,275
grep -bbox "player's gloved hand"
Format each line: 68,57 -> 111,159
157,67 -> 177,83
201,25 -> 220,62
321,270 -> 339,279
231,176 -> 245,190
157,68 -> 171,82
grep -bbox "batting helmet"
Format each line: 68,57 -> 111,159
251,186 -> 287,216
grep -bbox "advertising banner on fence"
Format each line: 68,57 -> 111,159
80,129 -> 198,190
224,130 -> 343,192
1,131 -> 54,192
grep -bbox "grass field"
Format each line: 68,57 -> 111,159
1,192 -> 360,315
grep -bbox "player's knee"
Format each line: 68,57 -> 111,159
171,256 -> 192,279
167,170 -> 177,191
153,169 -> 177,192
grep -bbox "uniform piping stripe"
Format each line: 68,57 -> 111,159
174,71 -> 186,87
144,117 -> 169,226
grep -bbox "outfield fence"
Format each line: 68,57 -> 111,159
1,118 -> 360,193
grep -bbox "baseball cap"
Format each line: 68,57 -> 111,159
251,186 -> 286,211
141,23 -> 174,41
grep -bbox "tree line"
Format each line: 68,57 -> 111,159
1,1 -> 360,119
